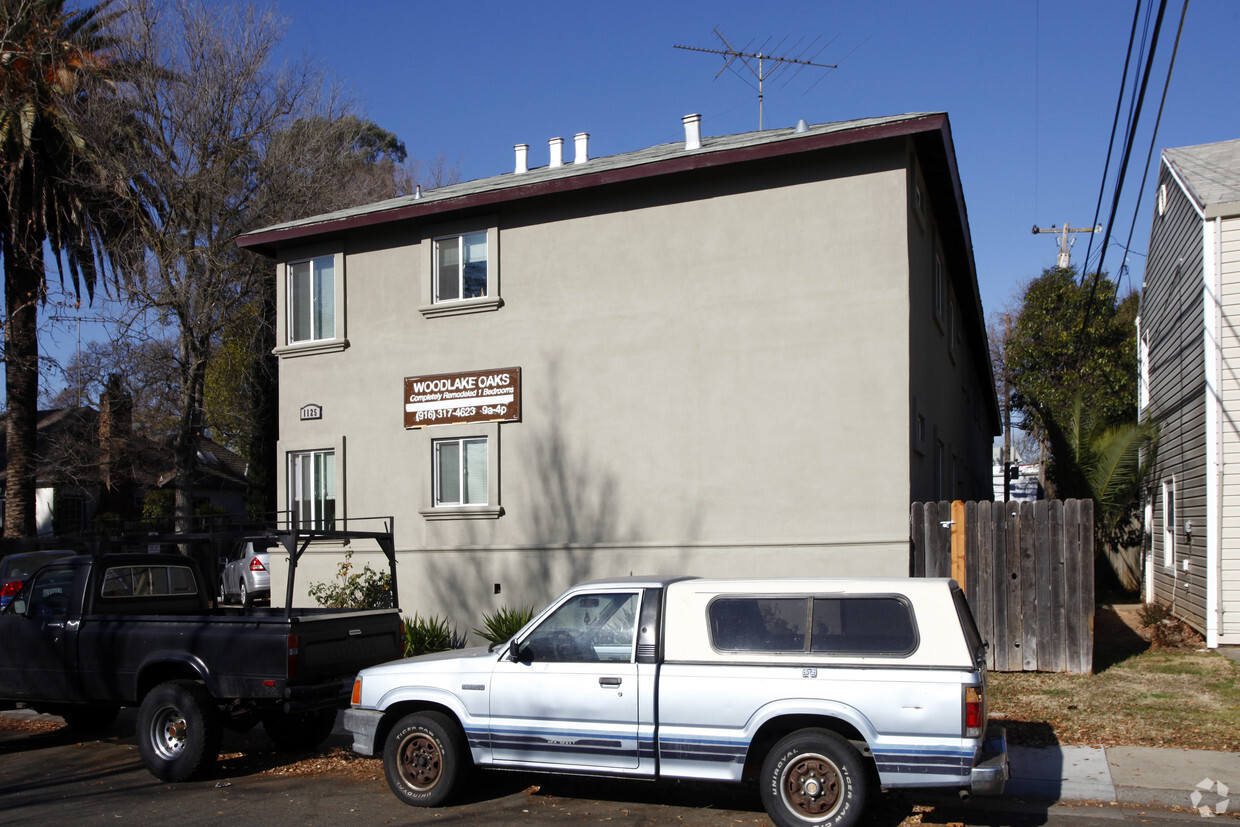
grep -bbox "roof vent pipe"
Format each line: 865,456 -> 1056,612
574,132 -> 589,164
549,136 -> 564,168
682,114 -> 702,151
514,143 -> 529,174
794,119 -> 810,134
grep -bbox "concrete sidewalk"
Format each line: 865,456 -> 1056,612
1005,744 -> 1239,815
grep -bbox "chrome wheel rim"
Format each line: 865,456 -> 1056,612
149,704 -> 188,761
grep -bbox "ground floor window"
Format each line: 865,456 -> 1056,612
290,450 -> 336,529
434,437 -> 488,506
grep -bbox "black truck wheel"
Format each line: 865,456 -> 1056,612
137,680 -> 222,782
60,705 -> 120,733
383,711 -> 468,806
760,728 -> 869,827
262,707 -> 337,751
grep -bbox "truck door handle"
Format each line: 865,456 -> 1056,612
599,677 -> 622,687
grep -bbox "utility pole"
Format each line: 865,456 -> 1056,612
1031,223 -> 1102,269
675,29 -> 842,131
1002,313 -> 1013,502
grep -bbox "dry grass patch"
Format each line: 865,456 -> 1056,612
990,612 -> 1240,751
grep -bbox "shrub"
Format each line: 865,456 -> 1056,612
307,549 -> 392,609
474,605 -> 536,646
1138,601 -> 1172,628
402,613 -> 462,657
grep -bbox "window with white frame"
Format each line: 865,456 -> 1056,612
288,256 -> 335,344
1162,478 -> 1175,568
434,231 -> 488,303
433,437 -> 488,506
290,450 -> 336,529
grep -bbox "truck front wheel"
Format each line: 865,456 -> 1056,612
761,728 -> 869,827
137,680 -> 222,782
383,711 -> 468,806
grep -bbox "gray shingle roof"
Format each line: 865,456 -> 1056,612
1164,138 -> 1240,216
240,112 -> 941,240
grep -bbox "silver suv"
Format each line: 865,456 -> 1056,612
218,537 -> 275,609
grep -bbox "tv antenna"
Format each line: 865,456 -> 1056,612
675,29 -> 857,130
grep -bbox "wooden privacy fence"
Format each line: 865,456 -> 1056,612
910,499 -> 1095,674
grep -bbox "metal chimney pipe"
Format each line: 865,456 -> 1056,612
682,114 -> 702,151
549,137 -> 564,168
574,132 -> 589,164
514,143 -> 529,174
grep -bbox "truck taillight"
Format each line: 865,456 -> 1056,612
287,634 -> 300,679
250,558 -> 267,572
351,677 -> 362,706
964,685 -> 984,738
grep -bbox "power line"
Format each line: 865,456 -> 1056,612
1080,0 -> 1169,339
1117,0 -> 1190,296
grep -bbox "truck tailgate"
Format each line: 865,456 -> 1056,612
289,608 -> 403,682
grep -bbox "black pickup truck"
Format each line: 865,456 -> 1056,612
0,551 -> 403,781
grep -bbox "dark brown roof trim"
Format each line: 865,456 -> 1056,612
238,114 -> 949,257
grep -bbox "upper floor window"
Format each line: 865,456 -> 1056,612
288,256 -> 335,343
434,231 -> 488,303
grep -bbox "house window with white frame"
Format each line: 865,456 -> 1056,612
434,437 -> 488,506
1161,478 -> 1175,568
288,256 -> 335,343
434,231 -> 488,303
290,450 -> 336,529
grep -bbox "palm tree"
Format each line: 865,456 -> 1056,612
1,0 -> 141,536
1044,396 -> 1159,591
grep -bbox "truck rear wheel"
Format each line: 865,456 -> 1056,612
262,707 -> 337,751
137,680 -> 222,782
383,711 -> 468,806
761,728 -> 868,827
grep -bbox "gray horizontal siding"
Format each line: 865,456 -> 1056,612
1143,163 -> 1208,633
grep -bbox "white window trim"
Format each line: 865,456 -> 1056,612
419,422 -> 502,520
287,447 -> 340,530
1162,477 -> 1175,568
275,248 -> 348,357
419,218 -> 501,319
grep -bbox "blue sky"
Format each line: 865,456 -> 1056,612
33,0 -> 1239,399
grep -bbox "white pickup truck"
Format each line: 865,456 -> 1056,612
345,576 -> 1008,826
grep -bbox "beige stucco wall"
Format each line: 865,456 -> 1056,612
270,141 -> 955,635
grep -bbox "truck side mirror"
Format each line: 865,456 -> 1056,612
509,639 -> 532,663
11,598 -> 26,616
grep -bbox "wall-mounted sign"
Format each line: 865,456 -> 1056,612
404,367 -> 521,429
300,403 -> 323,421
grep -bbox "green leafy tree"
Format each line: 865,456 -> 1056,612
0,0 -> 145,536
1002,266 -> 1150,590
1004,266 -> 1139,462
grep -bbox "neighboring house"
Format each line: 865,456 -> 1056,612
238,112 -> 1000,622
0,401 -> 247,537
1139,136 -> 1240,647
991,445 -> 1042,503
